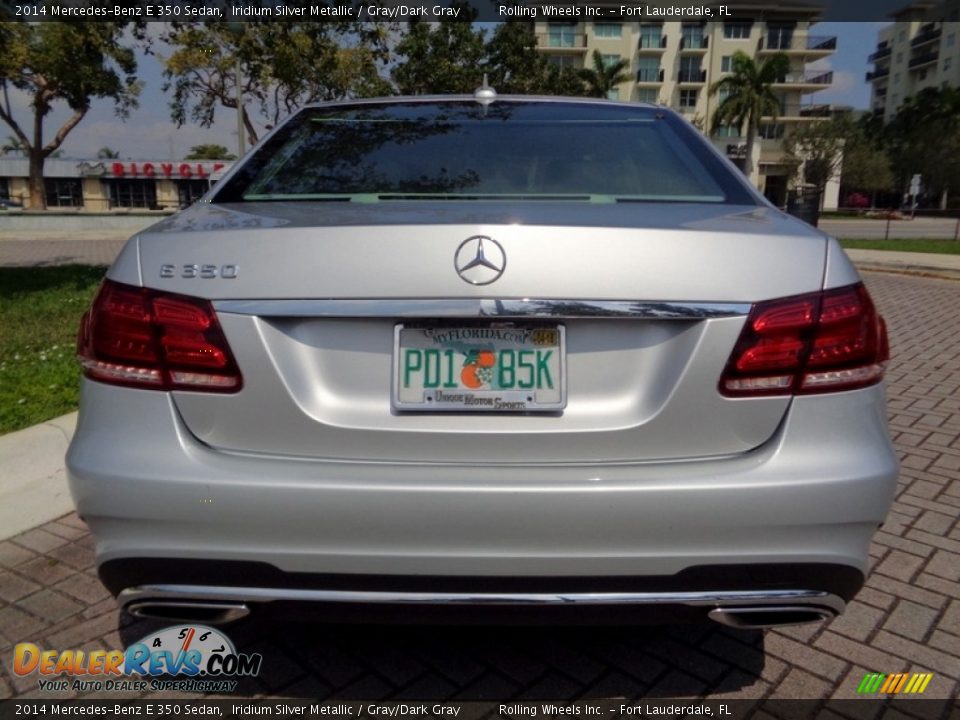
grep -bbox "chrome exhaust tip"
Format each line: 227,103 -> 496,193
125,601 -> 250,625
708,606 -> 835,629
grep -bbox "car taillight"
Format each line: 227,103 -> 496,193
77,279 -> 242,392
720,282 -> 888,397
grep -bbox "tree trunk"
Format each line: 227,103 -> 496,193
30,100 -> 46,210
28,148 -> 45,210
940,188 -> 948,210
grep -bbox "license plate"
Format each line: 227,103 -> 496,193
393,325 -> 566,412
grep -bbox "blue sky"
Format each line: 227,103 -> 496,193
3,21 -> 890,160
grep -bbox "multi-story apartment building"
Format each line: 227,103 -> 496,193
866,0 -> 960,121
533,8 -> 837,207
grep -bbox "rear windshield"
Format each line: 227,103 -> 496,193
214,101 -> 758,205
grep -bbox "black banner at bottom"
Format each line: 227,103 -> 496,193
0,700 -> 958,720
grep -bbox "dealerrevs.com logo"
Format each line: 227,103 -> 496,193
13,625 -> 262,693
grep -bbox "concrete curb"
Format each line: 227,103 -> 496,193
0,412 -> 77,541
845,249 -> 960,281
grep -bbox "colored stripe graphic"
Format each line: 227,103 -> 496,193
858,672 -> 933,694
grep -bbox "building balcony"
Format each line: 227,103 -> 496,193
758,35 -> 837,55
773,71 -> 833,88
762,103 -> 832,120
636,69 -> 665,84
868,44 -> 892,62
535,33 -> 588,52
637,36 -> 667,51
866,67 -> 890,82
909,51 -> 938,69
679,36 -> 709,52
677,69 -> 707,84
911,24 -> 941,47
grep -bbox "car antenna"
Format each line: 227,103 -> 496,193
474,74 -> 497,112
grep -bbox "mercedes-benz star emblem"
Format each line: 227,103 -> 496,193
454,236 -> 506,285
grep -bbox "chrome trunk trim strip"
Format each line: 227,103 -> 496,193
214,298 -> 751,319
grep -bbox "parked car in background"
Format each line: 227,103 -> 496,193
68,93 -> 897,629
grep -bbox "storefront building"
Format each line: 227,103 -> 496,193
0,158 -> 235,211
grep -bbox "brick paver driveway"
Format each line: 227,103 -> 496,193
1,272 -> 958,701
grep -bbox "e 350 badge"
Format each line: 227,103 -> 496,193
14,625 -> 262,693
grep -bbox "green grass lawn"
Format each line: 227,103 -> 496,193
840,238 -> 960,254
0,265 -> 106,434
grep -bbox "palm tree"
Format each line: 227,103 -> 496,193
578,50 -> 630,99
2,135 -> 26,157
709,51 -> 790,181
97,147 -> 121,159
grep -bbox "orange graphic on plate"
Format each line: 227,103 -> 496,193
461,350 -> 496,388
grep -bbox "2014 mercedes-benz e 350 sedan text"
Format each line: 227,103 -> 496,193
67,91 -> 898,629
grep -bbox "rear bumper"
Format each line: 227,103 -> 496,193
67,379 -> 897,607
107,559 -> 856,627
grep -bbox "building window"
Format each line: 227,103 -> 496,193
547,23 -> 578,48
547,55 -> 577,69
893,73 -> 900,84
896,52 -> 903,63
898,30 -> 906,42
607,88 -> 620,100
637,56 -> 660,81
679,89 -> 699,108
718,87 -> 732,104
945,57 -> 953,72
681,24 -> 704,47
947,34 -> 956,47
715,124 -> 741,137
601,54 -> 622,69
0,178 -> 9,200
639,24 -> 663,49
594,23 -> 622,39
724,22 -> 752,40
105,179 -> 157,209
44,179 -> 83,208
679,56 -> 703,79
766,24 -> 795,50
721,55 -> 733,73
637,88 -> 659,103
758,124 -> 785,139
176,179 -> 211,209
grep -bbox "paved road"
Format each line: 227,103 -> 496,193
820,217 -> 960,240
1,272 -> 959,701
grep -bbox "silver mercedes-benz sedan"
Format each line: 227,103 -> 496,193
67,94 -> 897,629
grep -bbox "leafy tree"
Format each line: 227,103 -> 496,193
96,147 -> 121,159
392,20 -> 586,97
185,144 -> 237,160
885,86 -> 960,208
391,16 -> 487,94
2,135 -> 26,156
709,50 -> 790,180
484,23 -> 549,94
162,22 -> 392,148
578,50 -> 630,98
783,114 -> 851,202
841,134 -> 895,207
0,23 -> 141,209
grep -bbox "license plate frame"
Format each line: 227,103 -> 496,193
392,323 -> 567,412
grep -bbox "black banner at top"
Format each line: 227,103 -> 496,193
0,0 -> 947,22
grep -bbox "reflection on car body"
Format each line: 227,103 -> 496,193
67,90 -> 897,629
